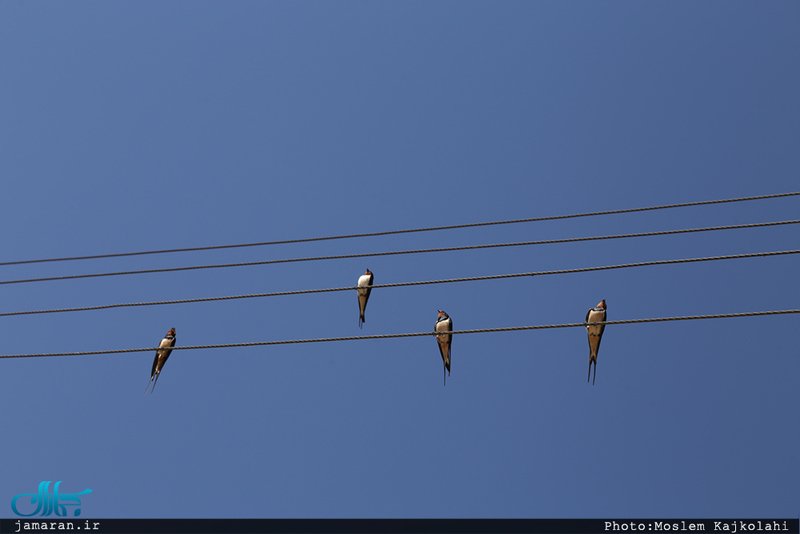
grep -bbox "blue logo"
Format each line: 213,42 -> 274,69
11,481 -> 92,517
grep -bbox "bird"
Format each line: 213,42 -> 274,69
585,300 -> 607,385
357,269 -> 374,328
434,310 -> 453,385
145,328 -> 176,394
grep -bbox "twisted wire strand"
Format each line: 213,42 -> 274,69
1,249 -> 797,318
6,191 -> 800,266
1,309 -> 797,359
2,219 -> 797,286
2,192 -> 797,267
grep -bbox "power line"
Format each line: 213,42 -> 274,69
1,309 -> 796,359
1,249 -> 797,318
2,219 -> 797,286
2,191 -> 797,267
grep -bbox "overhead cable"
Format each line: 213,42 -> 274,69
1,219 -> 797,286
1,249 -> 797,317
1,309 -> 797,359
2,191 -> 797,267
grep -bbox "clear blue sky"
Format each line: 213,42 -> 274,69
1,1 -> 797,520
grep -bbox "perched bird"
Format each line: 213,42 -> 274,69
434,310 -> 453,386
357,269 -> 374,328
145,328 -> 176,394
585,300 -> 607,385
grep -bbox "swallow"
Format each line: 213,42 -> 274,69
145,328 -> 176,394
434,310 -> 453,385
585,300 -> 607,385
357,269 -> 374,328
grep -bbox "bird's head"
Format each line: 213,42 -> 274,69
597,300 -> 606,309
167,328 -> 176,336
